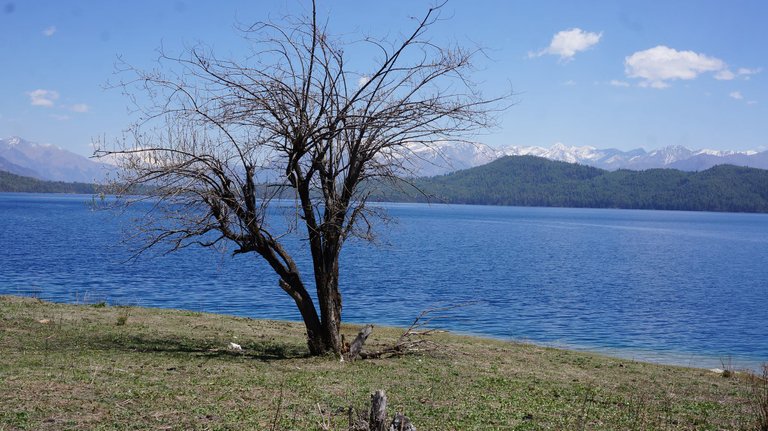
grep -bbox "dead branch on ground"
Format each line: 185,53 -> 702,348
351,302 -> 479,360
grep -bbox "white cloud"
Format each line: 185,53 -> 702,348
624,46 -> 726,88
728,91 -> 758,105
714,67 -> 761,81
70,103 -> 90,113
715,70 -> 735,80
738,67 -> 761,79
531,28 -> 602,61
27,89 -> 59,107
42,26 -> 56,37
562,80 -> 576,86
357,76 -> 370,88
738,67 -> 760,75
609,79 -> 630,87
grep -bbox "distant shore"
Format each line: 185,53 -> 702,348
5,154 -> 768,213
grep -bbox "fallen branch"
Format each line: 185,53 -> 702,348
358,301 -> 479,359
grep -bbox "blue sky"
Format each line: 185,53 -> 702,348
1,0 -> 766,157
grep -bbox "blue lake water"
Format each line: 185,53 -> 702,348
1,192 -> 766,370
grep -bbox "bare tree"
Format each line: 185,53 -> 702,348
96,1 -> 508,355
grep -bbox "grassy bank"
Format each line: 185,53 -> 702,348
0,295 -> 762,430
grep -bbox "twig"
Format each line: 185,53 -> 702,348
268,384 -> 284,431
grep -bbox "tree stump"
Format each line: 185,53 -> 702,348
348,324 -> 374,361
354,390 -> 416,431
370,390 -> 388,431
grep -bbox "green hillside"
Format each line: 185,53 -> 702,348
0,170 -> 98,194
5,156 -> 768,213
378,156 -> 768,213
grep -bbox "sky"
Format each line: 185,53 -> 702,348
1,0 -> 767,157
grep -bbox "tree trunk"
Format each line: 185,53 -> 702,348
314,252 -> 343,354
279,278 -> 328,356
317,275 -> 343,354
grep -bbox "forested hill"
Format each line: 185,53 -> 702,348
378,156 -> 768,213
0,170 -> 98,194
5,156 -> 768,212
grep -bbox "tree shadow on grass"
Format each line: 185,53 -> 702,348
93,333 -> 310,361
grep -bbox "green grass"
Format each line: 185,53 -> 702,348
0,295 -> 760,430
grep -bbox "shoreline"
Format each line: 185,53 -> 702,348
6,293 -> 763,373
421,327 -> 764,373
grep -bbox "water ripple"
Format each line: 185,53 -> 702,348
1,195 -> 766,370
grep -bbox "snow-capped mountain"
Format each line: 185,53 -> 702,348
669,150 -> 768,171
499,143 -> 644,167
2,135 -> 766,182
400,141 -> 767,176
397,141 -> 502,177
0,136 -> 112,183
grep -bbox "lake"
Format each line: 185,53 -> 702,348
1,192 -> 766,370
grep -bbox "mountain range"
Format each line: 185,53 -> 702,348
0,137 -> 112,183
4,134 -> 767,213
405,141 -> 768,176
2,135 -> 767,182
